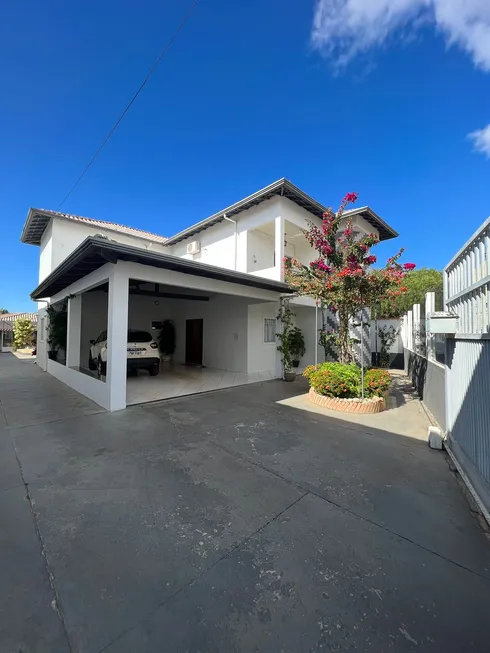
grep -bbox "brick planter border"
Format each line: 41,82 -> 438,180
308,387 -> 386,414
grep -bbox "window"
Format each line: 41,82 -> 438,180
263,318 -> 276,343
127,330 -> 152,343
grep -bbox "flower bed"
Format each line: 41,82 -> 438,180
303,363 -> 390,414
308,387 -> 386,414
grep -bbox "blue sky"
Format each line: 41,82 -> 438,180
1,0 -> 489,312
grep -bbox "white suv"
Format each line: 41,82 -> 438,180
88,330 -> 160,377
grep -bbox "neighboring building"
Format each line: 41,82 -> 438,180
0,312 -> 37,352
21,178 -> 398,411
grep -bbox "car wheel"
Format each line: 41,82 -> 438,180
97,356 -> 106,378
149,364 -> 160,377
88,353 -> 96,370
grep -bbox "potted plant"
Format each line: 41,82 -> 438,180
276,301 -> 296,382
158,320 -> 176,362
46,301 -> 68,362
288,326 -> 306,368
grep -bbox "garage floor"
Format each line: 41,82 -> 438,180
126,364 -> 276,405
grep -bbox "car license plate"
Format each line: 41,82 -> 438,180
127,348 -> 145,354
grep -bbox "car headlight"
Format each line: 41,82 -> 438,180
150,342 -> 158,349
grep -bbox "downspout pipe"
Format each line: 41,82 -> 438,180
223,214 -> 237,270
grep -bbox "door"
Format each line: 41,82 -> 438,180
185,319 -> 203,366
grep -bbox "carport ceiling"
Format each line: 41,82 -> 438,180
88,281 -> 212,301
130,281 -> 211,301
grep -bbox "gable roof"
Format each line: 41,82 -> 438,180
21,208 -> 168,247
0,312 -> 38,324
164,178 -> 398,244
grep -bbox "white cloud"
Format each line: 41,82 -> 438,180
311,0 -> 490,71
468,124 -> 490,158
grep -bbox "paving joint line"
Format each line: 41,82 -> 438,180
8,430 -> 74,653
96,490 -> 309,652
209,438 -> 490,583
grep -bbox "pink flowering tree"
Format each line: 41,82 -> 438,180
284,192 -> 415,364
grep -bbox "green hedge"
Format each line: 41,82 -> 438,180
303,362 -> 391,399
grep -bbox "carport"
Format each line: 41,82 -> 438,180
31,237 -> 291,411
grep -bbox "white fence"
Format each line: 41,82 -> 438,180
401,292 -> 446,429
443,218 -> 490,515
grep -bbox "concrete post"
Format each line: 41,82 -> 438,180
274,215 -> 285,281
425,291 -> 435,360
413,304 -> 421,352
107,265 -> 129,411
66,295 -> 82,368
407,310 -> 413,351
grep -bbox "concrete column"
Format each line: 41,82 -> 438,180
107,265 -> 129,411
274,215 -> 285,280
66,295 -> 82,368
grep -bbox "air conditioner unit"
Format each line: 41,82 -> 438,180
187,241 -> 201,255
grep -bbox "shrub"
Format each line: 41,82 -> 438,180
308,362 -> 361,398
363,368 -> 391,398
302,365 -> 319,381
13,318 -> 34,349
304,362 -> 391,399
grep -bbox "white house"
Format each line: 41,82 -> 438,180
21,178 -> 398,411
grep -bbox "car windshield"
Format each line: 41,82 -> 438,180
128,330 -> 152,343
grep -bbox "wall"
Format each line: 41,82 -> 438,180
80,290 -> 109,368
404,349 -> 446,430
445,336 -> 490,516
36,309 -> 48,370
293,305 -> 324,372
47,359 -> 109,410
127,292 -> 249,373
247,229 -> 274,272
39,221 -> 54,282
247,301 -> 280,375
43,219 -> 168,281
169,219 -> 238,270
371,318 -> 403,368
167,197 -> 322,277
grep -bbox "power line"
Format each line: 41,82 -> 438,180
57,0 -> 200,210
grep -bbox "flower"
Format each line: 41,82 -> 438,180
364,255 -> 377,265
343,192 -> 358,203
403,262 -> 416,270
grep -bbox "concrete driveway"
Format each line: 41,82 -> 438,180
1,354 -> 490,652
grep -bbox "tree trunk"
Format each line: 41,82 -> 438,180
337,307 -> 352,364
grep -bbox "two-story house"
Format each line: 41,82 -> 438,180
22,178 -> 398,411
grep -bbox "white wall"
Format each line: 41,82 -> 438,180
48,359 -> 109,409
40,219 -> 168,282
168,198 -> 286,276
166,196 -> 380,283
126,293 -> 249,373
247,301 -> 280,375
371,319 -> 403,355
168,220 -> 237,270
36,308 -> 48,370
80,290 -> 108,367
247,230 -> 274,272
39,221 -> 54,282
293,305 -> 324,372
